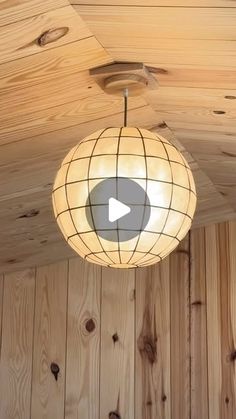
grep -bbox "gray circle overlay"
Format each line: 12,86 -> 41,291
86,178 -> 151,242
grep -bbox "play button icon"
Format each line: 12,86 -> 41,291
108,198 -> 131,222
86,177 -> 151,242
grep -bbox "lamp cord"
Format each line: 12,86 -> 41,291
123,88 -> 128,127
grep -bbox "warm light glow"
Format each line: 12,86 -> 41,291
52,127 -> 197,268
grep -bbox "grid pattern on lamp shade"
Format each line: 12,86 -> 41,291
52,127 -> 197,268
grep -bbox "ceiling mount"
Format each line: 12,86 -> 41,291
89,62 -> 159,96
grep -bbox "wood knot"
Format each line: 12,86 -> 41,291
221,150 -> 236,158
157,122 -> 167,129
85,318 -> 96,333
138,335 -> 157,364
37,27 -> 69,46
6,258 -> 17,264
230,350 -> 236,362
109,411 -> 120,419
176,249 -> 189,256
213,110 -> 226,115
50,362 -> 60,381
220,191 -> 227,197
18,209 -> 39,219
225,396 -> 230,404
191,300 -> 202,306
162,394 -> 167,402
130,289 -> 135,301
112,333 -> 119,344
146,400 -> 152,406
146,66 -> 168,74
225,95 -> 236,100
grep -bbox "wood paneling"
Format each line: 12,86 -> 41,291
31,261 -> 68,419
136,259 -> 170,419
72,0 -> 236,6
0,95 -> 146,146
0,220 -> 236,418
0,6 -> 91,65
0,274 -> 3,348
100,267 -> 135,419
0,269 -> 35,419
65,258 -> 101,419
0,37 -> 111,95
0,0 -> 69,27
170,237 -> 190,419
77,6 -> 236,42
190,228 -> 208,419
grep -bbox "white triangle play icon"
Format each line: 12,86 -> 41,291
108,197 -> 131,223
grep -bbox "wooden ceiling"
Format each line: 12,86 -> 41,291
0,0 -> 236,273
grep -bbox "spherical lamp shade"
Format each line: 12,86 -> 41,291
52,127 -> 196,268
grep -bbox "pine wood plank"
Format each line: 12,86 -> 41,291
218,223 -> 236,417
100,267 -> 135,419
136,260 -> 170,419
65,258 -> 101,419
77,6 -> 236,43
0,6 -> 92,65
190,228 -> 208,419
105,40 -> 236,68
205,224 -> 222,419
0,105 -> 158,200
168,125 -> 236,212
72,0 -> 236,6
0,268 -> 35,419
0,0 -> 69,27
147,86 -> 236,113
0,71 -> 101,121
0,239 -> 73,275
31,261 -> 68,419
151,65 -> 236,89
170,236 -> 190,419
229,220 -> 236,415
0,37 -> 111,94
0,274 -> 3,348
0,94 -> 146,146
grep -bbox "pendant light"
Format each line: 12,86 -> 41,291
52,73 -> 196,269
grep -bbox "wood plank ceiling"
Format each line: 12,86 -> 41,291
0,0 -> 236,273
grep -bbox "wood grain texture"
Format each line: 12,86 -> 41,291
31,261 -> 68,419
170,236 -> 190,419
77,6 -> 236,42
218,223 -> 236,418
136,260 -> 170,419
0,94 -> 146,146
205,225 -> 222,419
72,0 -> 236,6
0,6 -> 92,65
0,0 -> 69,27
0,274 -> 3,349
0,36 -> 111,95
100,267 -> 135,419
190,228 -> 208,419
0,268 -> 35,419
0,221 -> 236,418
107,41 -> 236,68
65,258 -> 101,419
205,223 -> 236,418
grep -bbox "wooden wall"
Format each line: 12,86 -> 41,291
0,220 -> 236,419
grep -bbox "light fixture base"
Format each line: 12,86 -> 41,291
104,73 -> 147,96
89,62 -> 158,96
